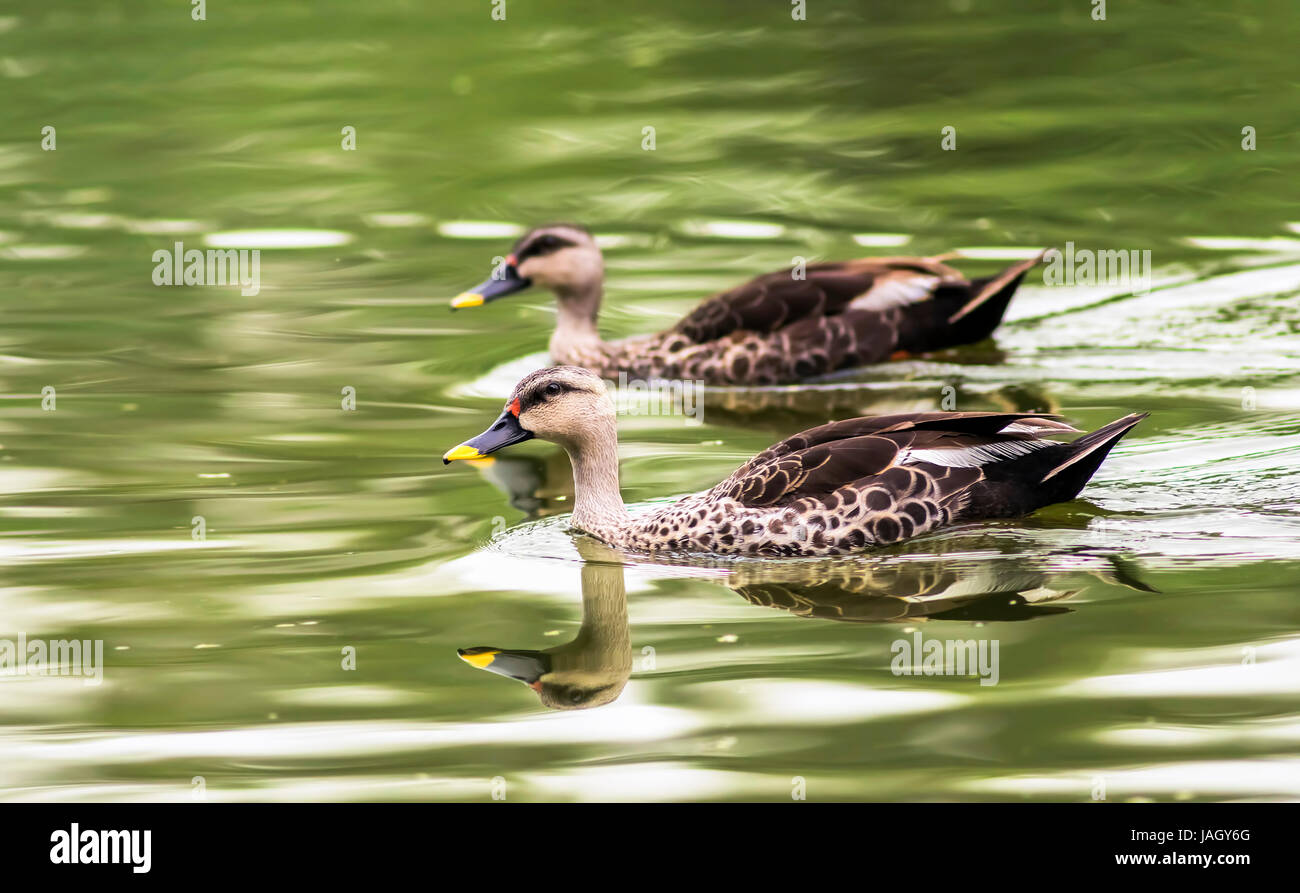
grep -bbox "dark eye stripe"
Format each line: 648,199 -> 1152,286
519,381 -> 581,410
514,234 -> 576,262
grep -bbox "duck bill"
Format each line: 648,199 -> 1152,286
449,258 -> 531,310
443,409 -> 534,463
457,647 -> 550,690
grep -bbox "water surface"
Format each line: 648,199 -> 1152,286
1,1 -> 1298,801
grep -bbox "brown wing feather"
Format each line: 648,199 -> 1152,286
716,412 -> 1070,509
672,259 -> 965,345
722,436 -> 901,507
742,411 -> 1068,467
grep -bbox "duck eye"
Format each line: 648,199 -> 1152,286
545,382 -> 562,396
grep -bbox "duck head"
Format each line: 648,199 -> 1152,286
443,366 -> 614,462
449,224 -> 603,312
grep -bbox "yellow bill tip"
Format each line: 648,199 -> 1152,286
442,443 -> 484,463
450,292 -> 485,310
458,649 -> 499,668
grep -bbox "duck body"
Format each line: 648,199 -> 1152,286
590,411 -> 1144,557
451,225 -> 1043,386
443,367 -> 1146,558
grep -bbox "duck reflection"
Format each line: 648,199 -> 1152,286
457,542 -> 1147,710
458,540 -> 632,710
716,547 -> 1151,622
460,450 -> 575,517
725,561 -> 1077,623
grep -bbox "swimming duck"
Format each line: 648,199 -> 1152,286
449,224 -> 1043,386
443,366 -> 1146,557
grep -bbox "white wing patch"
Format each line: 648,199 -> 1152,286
849,274 -> 940,311
1002,419 -> 1080,436
902,439 -> 1049,468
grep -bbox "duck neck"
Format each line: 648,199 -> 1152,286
567,559 -> 631,674
550,283 -> 604,363
563,415 -> 628,540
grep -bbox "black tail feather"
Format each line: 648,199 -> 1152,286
964,412 -> 1147,518
1040,412 -> 1148,495
895,253 -> 1043,354
948,252 -> 1046,324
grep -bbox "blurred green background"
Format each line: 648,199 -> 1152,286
1,1 -> 1298,801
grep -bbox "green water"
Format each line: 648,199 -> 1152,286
2,1 -> 1299,801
